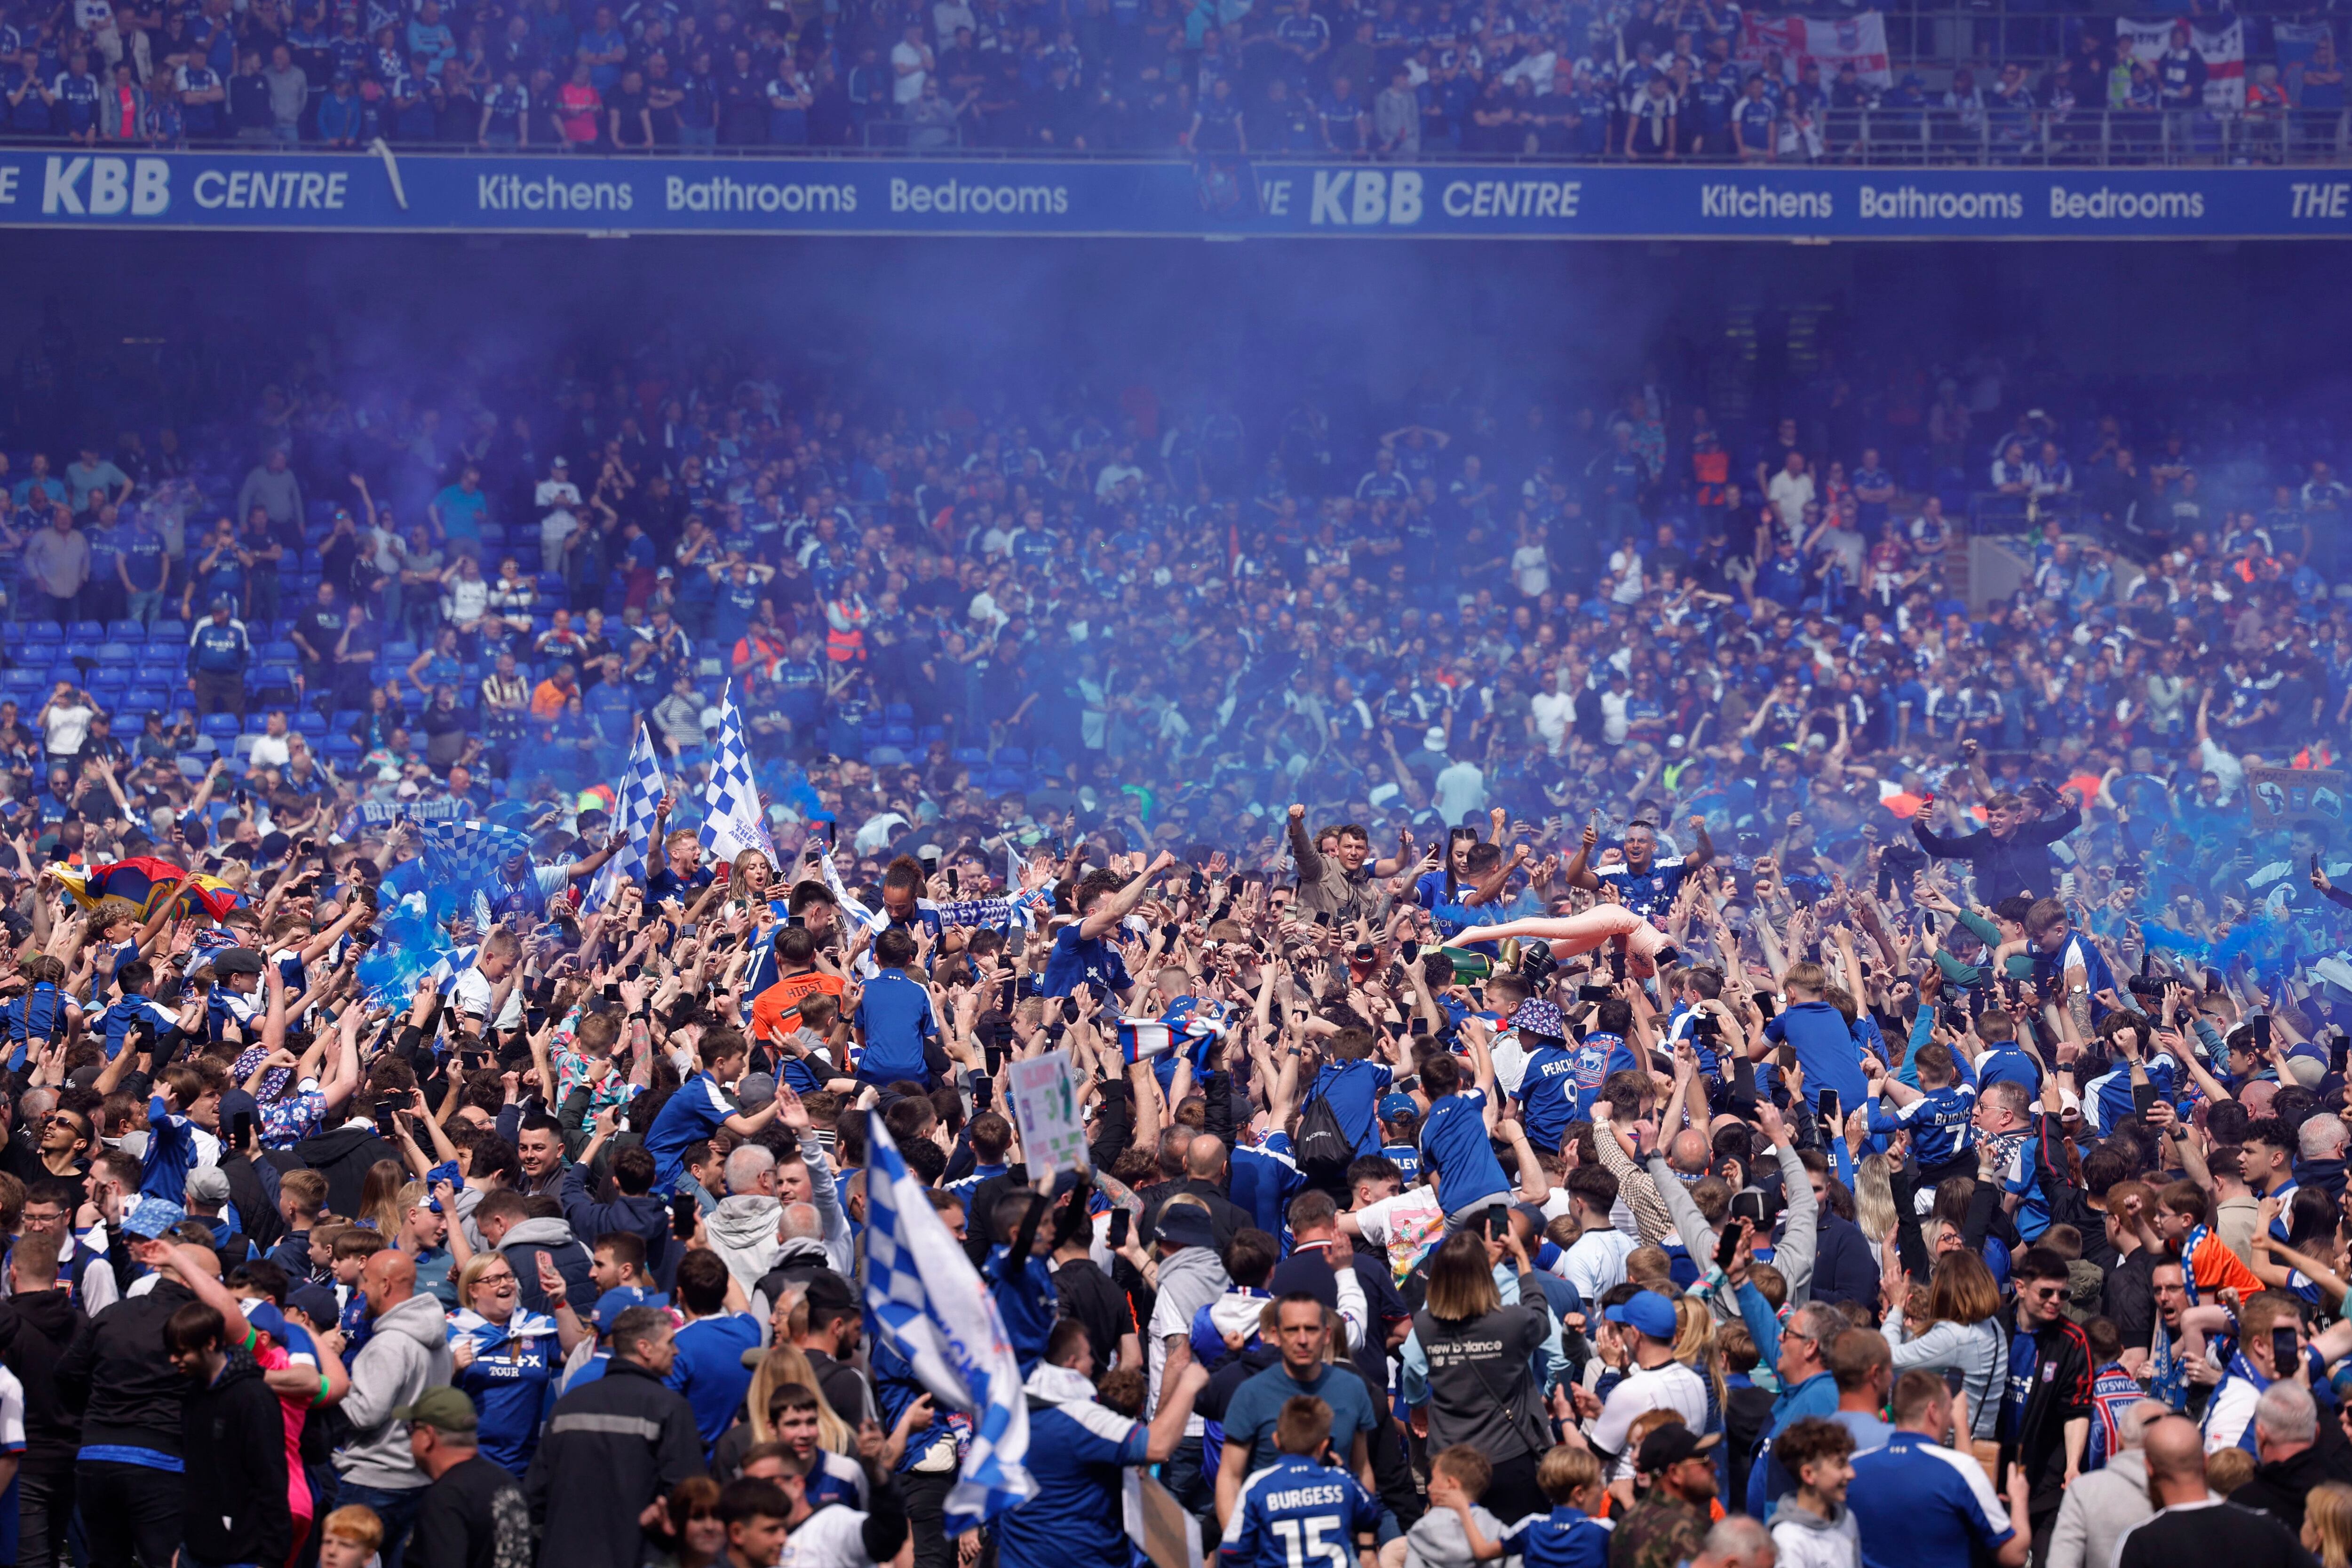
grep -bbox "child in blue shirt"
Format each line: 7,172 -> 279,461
1219,1395 -> 1381,1568
1496,1445 -> 1612,1568
852,927 -> 941,1087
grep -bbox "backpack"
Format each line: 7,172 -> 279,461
1292,1084 -> 1354,1179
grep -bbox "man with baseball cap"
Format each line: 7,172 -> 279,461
1613,1422 -> 1724,1568
206,947 -> 267,1045
1587,1289 -> 1710,1484
403,1385 -> 534,1568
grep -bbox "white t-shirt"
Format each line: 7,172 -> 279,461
42,699 -> 94,755
890,40 -> 928,102
1558,1227 -> 1637,1305
1432,760 -> 1486,827
452,965 -> 524,1030
1353,1188 -> 1446,1283
445,576 -> 491,621
249,733 -> 292,768
1768,470 -> 1816,532
1531,689 -> 1574,750
1589,1359 -> 1708,1480
1511,544 -> 1551,597
784,1503 -> 882,1568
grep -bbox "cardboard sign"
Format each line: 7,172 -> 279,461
1004,1049 -> 1089,1173
2248,766 -> 2345,828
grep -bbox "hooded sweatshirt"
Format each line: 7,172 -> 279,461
706,1194 -> 784,1299
449,1307 -> 560,1477
334,1289 -> 456,1491
183,1349 -> 294,1567
0,1285 -> 85,1476
1767,1496 -> 1862,1568
293,1122 -> 399,1217
1403,1502 -> 1504,1568
1146,1245 -> 1231,1440
494,1217 -> 595,1318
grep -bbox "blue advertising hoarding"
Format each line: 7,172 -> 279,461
5,146 -> 2352,239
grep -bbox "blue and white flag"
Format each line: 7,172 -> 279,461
861,1112 -> 1035,1532
587,722 -> 666,913
699,679 -> 775,867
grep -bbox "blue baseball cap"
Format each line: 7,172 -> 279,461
1378,1093 -> 1418,1122
593,1286 -> 668,1334
1604,1290 -> 1679,1341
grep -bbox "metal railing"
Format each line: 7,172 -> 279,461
13,104 -> 2344,165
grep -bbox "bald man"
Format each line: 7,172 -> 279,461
1140,1130 -> 1249,1250
2114,1415 -> 2311,1568
334,1248 -> 458,1568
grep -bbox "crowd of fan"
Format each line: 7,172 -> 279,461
1,0 -> 2346,158
7,336 -> 2352,1568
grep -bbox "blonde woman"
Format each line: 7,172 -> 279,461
2304,1481 -> 2352,1568
448,1251 -> 587,1476
1854,1154 -> 1899,1270
1670,1294 -> 1730,1451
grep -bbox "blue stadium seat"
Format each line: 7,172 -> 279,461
20,622 -> 60,644
294,712 -> 327,737
993,746 -> 1029,767
199,714 -> 240,740
66,620 -> 103,642
883,724 -> 915,746
96,642 -> 137,667
380,639 -> 419,663
951,747 -> 987,765
330,710 -> 364,732
150,620 -> 187,644
883,703 -> 914,724
106,619 -> 143,639
259,640 -> 298,663
125,686 -> 167,713
984,768 -> 1025,792
322,735 -> 360,764
45,664 -> 78,687
917,725 -> 944,745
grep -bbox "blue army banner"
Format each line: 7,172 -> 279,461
6,146 -> 2352,239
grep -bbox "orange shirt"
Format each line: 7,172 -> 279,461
2185,1231 -> 2263,1298
751,970 -> 847,1042
530,679 -> 572,719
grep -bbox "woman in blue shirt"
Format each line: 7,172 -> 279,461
447,1252 -> 588,1476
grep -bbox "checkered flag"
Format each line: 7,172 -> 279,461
586,722 -> 665,913
698,679 -> 775,867
861,1112 -> 1035,1531
419,818 -> 537,891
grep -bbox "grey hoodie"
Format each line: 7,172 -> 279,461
334,1289 -> 454,1491
494,1215 -> 595,1313
1766,1496 -> 1861,1568
2046,1449 -> 2153,1568
706,1194 -> 784,1296
1403,1505 -> 1502,1568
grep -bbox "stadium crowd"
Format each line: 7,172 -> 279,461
0,0 -> 2344,160
5,331 -> 2352,1568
